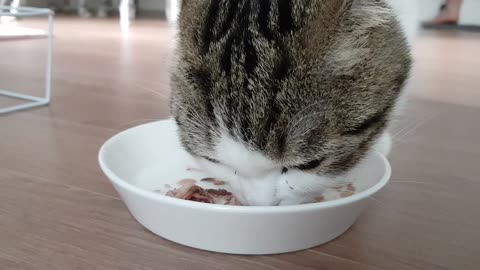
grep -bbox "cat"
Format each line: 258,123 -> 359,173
170,0 -> 412,206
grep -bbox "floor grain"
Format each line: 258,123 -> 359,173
1,18 -> 479,270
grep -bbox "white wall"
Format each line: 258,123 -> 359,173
386,0 -> 419,45
458,1 -> 480,25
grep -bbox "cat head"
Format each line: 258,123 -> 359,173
170,0 -> 411,187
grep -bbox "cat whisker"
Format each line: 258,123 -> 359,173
368,196 -> 382,204
135,83 -> 172,100
287,112 -> 325,139
173,101 -> 223,138
283,101 -> 325,138
174,105 -> 207,127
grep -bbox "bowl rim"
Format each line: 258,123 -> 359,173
98,121 -> 391,214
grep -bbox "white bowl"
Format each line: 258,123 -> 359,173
98,120 -> 391,255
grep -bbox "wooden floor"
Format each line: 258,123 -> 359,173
1,18 -> 479,270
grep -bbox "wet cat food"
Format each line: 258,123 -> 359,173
165,180 -> 241,205
162,178 -> 356,206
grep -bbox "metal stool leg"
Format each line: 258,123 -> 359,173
0,7 -> 54,115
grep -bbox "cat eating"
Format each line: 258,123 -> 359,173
170,0 -> 411,206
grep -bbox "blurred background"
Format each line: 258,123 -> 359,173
1,0 -> 479,117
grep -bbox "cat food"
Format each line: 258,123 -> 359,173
340,183 -> 356,198
162,178 -> 357,206
165,180 -> 241,205
318,183 -> 357,202
340,190 -> 355,198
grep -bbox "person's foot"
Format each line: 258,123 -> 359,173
78,7 -> 92,18
424,1 -> 462,25
425,11 -> 458,25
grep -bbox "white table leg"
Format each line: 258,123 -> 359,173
119,0 -> 135,21
166,0 -> 179,24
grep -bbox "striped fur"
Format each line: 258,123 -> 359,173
171,0 -> 411,176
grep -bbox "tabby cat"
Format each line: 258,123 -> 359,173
170,0 -> 411,206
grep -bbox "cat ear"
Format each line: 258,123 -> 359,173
301,0 -> 395,75
300,0 -> 353,58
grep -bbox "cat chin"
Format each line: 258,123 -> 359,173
193,131 -> 389,206
275,171 -> 337,205
195,157 -> 339,206
194,157 -> 280,206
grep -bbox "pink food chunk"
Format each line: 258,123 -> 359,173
165,182 -> 241,206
